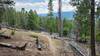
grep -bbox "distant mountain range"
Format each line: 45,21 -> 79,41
38,11 -> 74,20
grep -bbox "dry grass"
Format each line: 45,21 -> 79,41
52,39 -> 63,47
0,28 -> 75,56
0,28 -> 56,56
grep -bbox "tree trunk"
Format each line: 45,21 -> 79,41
58,0 -> 63,37
0,25 -> 1,30
90,0 -> 96,56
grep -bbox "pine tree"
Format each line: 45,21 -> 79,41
27,10 -> 40,30
71,0 -> 91,40
71,0 -> 96,55
47,0 -> 54,34
0,0 -> 14,29
48,0 -> 53,16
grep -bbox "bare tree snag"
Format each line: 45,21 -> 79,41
58,0 -> 63,37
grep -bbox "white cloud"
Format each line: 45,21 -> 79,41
15,2 -> 48,14
52,0 -> 76,12
32,2 -> 48,7
36,8 -> 48,14
15,0 -> 76,14
15,2 -> 33,11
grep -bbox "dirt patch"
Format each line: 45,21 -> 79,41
0,28 -> 75,56
0,28 -> 54,56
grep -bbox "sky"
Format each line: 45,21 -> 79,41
15,0 -> 99,19
15,0 -> 76,14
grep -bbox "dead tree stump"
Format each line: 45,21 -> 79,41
36,37 -> 42,51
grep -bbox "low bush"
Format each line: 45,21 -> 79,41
11,30 -> 15,35
96,32 -> 100,42
79,36 -> 90,43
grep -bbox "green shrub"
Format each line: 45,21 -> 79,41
63,29 -> 68,36
96,32 -> 100,42
80,37 -> 87,41
80,35 -> 90,41
11,30 -> 15,35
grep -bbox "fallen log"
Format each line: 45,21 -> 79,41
0,30 -> 6,35
0,35 -> 11,39
6,27 -> 18,31
0,42 -> 27,50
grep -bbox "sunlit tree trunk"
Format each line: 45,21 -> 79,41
90,0 -> 96,56
58,0 -> 63,37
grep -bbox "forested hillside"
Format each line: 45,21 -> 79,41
0,0 -> 100,56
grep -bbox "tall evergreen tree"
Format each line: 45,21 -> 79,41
0,0 -> 14,29
71,0 -> 96,55
48,0 -> 53,16
27,9 -> 40,30
47,0 -> 54,34
20,8 -> 28,29
71,0 -> 91,40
